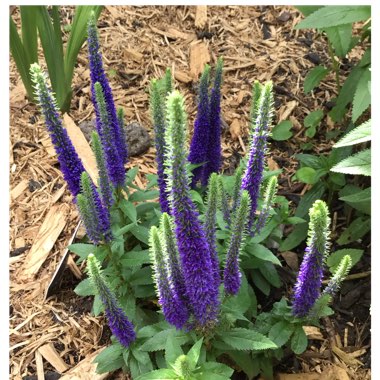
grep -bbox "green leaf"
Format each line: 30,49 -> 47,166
198,362 -> 234,379
334,120 -> 371,148
304,66 -> 329,93
119,200 -> 137,222
339,187 -> 371,214
330,149 -> 371,176
286,217 -> 307,225
20,6 -> 39,64
68,243 -> 96,260
337,216 -> 370,245
296,6 -> 323,17
92,294 -> 104,316
259,262 -> 281,288
295,167 -> 318,184
279,223 -> 309,252
135,369 -> 178,380
290,326 -> 308,354
114,222 -> 136,237
271,120 -> 293,141
295,6 -> 371,29
269,321 -> 295,347
227,351 -> 259,380
129,266 -> 153,286
165,333 -> 183,366
352,68 -> 371,122
324,24 -> 352,57
245,244 -> 281,265
140,329 -> 190,352
304,110 -> 323,135
251,270 -> 270,296
295,154 -> 323,169
74,278 -> 96,296
120,250 -> 151,267
186,338 -> 203,370
327,248 -> 364,273
295,182 -> 326,218
129,190 -> 160,202
218,328 -> 277,351
94,344 -> 124,373
130,225 -> 151,245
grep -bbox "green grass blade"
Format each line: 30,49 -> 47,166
9,16 -> 35,100
64,5 -> 103,84
20,6 -> 38,64
51,6 -> 64,60
36,6 -> 69,111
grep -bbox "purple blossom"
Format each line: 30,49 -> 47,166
30,64 -> 85,197
166,92 -> 220,327
188,65 -> 211,187
87,15 -> 128,164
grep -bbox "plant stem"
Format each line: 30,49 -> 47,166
327,40 -> 341,92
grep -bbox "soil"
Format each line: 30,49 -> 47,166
9,5 -> 370,380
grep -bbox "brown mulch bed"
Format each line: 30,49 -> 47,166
9,5 -> 370,379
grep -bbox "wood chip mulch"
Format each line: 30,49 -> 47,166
9,6 -> 370,379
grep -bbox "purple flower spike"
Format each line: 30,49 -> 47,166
292,200 -> 330,317
87,14 -> 128,164
30,64 -> 85,197
188,65 -> 211,187
165,91 -> 220,327
87,254 -> 135,347
201,57 -> 223,186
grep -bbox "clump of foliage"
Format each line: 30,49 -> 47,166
30,14 -> 356,379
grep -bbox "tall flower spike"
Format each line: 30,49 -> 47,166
224,190 -> 251,295
292,200 -> 331,317
87,254 -> 136,347
87,14 -> 128,163
217,175 -> 231,225
116,107 -> 128,160
160,213 -> 187,304
150,78 -> 171,214
165,91 -> 220,327
240,81 -> 273,233
204,173 -> 221,287
149,226 -> 189,329
91,131 -> 114,210
94,82 -> 126,187
188,65 -> 211,187
253,176 -> 278,236
201,57 -> 224,186
78,172 -> 112,244
30,63 -> 85,196
323,255 -> 352,296
231,165 -> 244,215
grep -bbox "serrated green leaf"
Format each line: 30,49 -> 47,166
68,243 -> 96,260
198,362 -> 234,379
295,167 -> 318,184
140,329 -> 190,352
295,6 -> 371,29
228,351 -> 259,379
186,338 -> 203,370
352,69 -> 371,122
92,294 -> 104,316
130,225 -> 151,245
296,6 -> 323,17
251,270 -> 270,296
337,216 -> 370,245
334,120 -> 371,148
304,66 -> 329,93
135,369 -> 178,380
129,190 -> 160,202
327,248 -> 364,273
120,250 -> 151,267
290,326 -> 308,354
304,110 -> 324,130
331,149 -> 371,176
324,24 -> 352,57
119,200 -> 137,222
165,333 -> 183,366
259,262 -> 281,288
245,244 -> 281,265
94,344 -> 124,373
218,328 -> 277,351
74,278 -> 96,296
339,187 -> 371,214
271,120 -> 293,141
269,321 -> 295,347
129,266 -> 153,286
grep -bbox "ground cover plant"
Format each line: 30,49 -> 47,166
26,13 -> 359,379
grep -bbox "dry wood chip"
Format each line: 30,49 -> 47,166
224,61 -> 256,72
35,350 -> 45,380
280,251 -> 299,271
150,25 -> 194,41
189,41 -> 210,79
332,346 -> 364,367
40,136 -> 57,157
194,5 -> 207,29
60,348 -> 108,380
10,179 -> 29,201
38,343 -> 69,373
63,113 -> 98,184
303,326 -> 324,341
278,100 -> 298,123
275,373 -> 321,380
22,204 -> 69,278
124,48 -> 143,62
267,157 -> 280,171
174,70 -> 193,83
229,119 -> 241,140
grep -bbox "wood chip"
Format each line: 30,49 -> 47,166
280,251 -> 299,271
332,346 -> 364,366
63,113 -> 98,184
22,204 -> 69,278
67,254 -> 82,280
190,41 -> 210,79
303,326 -> 324,341
60,348 -> 108,380
174,70 -> 193,83
278,100 -> 298,123
35,350 -> 45,380
38,343 -> 69,373
10,179 -> 29,201
194,5 -> 207,28
124,48 -> 143,62
267,157 -> 280,171
40,137 -> 56,157
229,119 -> 241,140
